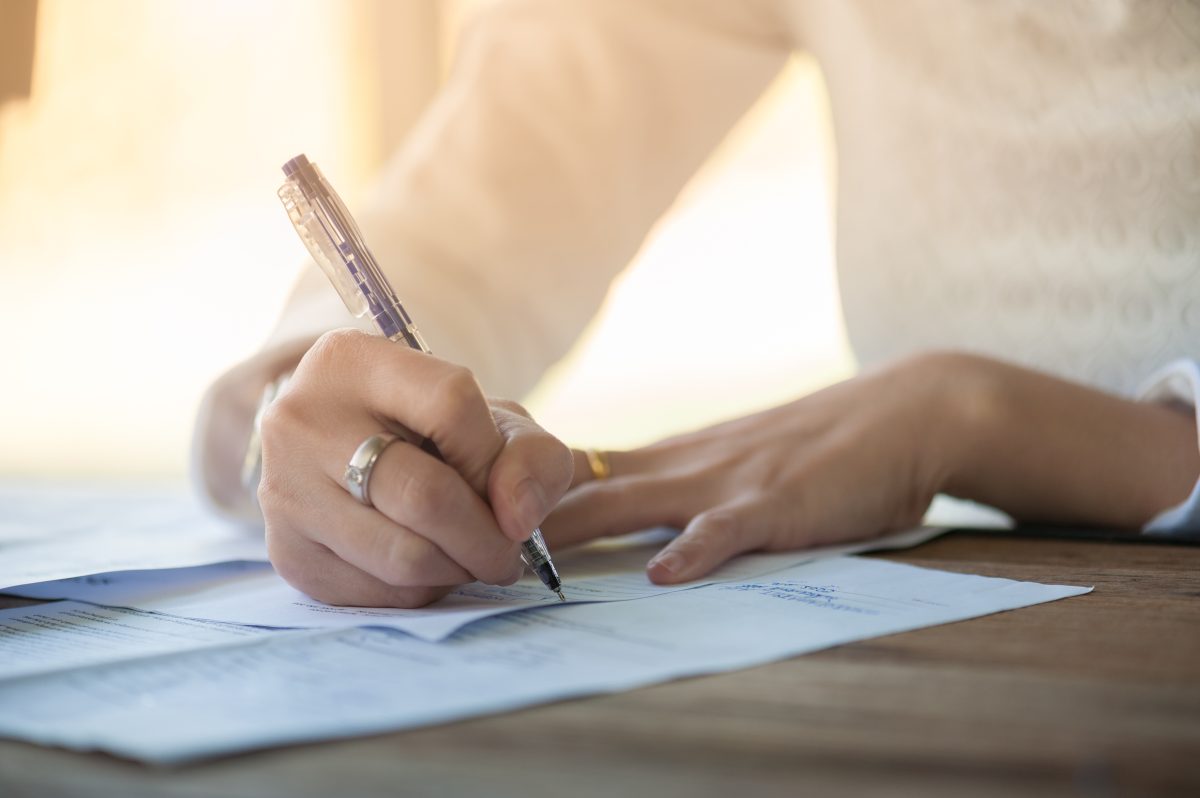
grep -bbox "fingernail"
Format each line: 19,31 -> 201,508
513,478 -> 548,534
649,551 -> 685,577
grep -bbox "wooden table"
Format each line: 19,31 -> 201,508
1,532 -> 1197,797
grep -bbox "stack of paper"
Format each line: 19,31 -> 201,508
0,482 -> 266,587
5,526 -> 948,641
0,485 -> 1088,763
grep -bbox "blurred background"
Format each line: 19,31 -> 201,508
0,0 -> 852,483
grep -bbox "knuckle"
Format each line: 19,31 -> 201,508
376,534 -> 426,587
255,472 -> 282,513
256,462 -> 296,516
498,435 -> 572,494
310,327 -> 364,362
432,365 -> 483,425
489,397 -> 530,418
258,392 -> 305,453
694,508 -> 741,543
302,328 -> 370,385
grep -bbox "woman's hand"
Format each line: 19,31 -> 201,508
257,329 -> 574,609
543,352 -> 1199,584
543,353 -> 959,584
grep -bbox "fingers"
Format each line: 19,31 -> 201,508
261,330 -> 570,597
299,329 -> 504,495
298,484 -> 478,588
569,449 -> 598,489
259,417 -> 521,593
568,447 -> 645,489
367,439 -> 525,585
266,516 -> 454,609
540,474 -> 698,549
646,497 -> 775,585
488,402 -> 575,542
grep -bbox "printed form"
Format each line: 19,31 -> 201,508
9,527 -> 945,641
0,601 -> 277,680
0,555 -> 1090,763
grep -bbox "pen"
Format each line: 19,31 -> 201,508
277,153 -> 566,601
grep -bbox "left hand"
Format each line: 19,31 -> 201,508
542,353 -> 961,584
544,350 -> 1200,584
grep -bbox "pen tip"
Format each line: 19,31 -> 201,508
555,590 -> 566,602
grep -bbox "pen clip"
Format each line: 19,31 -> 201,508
277,181 -> 369,319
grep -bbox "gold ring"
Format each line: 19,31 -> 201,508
584,448 -> 612,481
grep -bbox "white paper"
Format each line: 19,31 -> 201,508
8,561 -> 275,605
0,555 -> 1089,763
0,483 -> 267,589
0,601 -> 277,680
923,494 -> 1014,529
6,526 -> 946,641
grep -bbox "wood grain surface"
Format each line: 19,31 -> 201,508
1,532 -> 1197,798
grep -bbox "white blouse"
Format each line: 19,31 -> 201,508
242,0 -> 1200,532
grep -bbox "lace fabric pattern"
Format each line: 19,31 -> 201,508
802,0 -> 1200,398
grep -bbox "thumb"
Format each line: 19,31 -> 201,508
647,498 -> 771,584
486,401 -> 574,542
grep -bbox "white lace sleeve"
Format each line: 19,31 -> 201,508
1139,359 -> 1200,536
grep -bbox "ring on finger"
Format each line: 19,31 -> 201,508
345,433 -> 399,508
585,448 -> 612,481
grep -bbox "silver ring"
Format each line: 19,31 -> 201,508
344,433 -> 399,508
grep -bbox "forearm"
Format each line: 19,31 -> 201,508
332,0 -> 788,399
939,354 -> 1200,529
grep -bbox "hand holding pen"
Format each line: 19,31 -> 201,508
255,155 -> 572,608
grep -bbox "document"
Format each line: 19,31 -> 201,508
7,527 -> 946,641
0,482 -> 267,589
0,555 -> 1090,763
0,478 -> 987,596
9,561 -> 275,606
0,601 -> 276,680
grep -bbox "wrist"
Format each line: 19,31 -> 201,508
915,352 -> 1200,528
907,351 -> 1006,500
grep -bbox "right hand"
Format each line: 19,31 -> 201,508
257,329 -> 574,609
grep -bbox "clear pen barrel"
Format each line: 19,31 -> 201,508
278,155 -> 431,354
